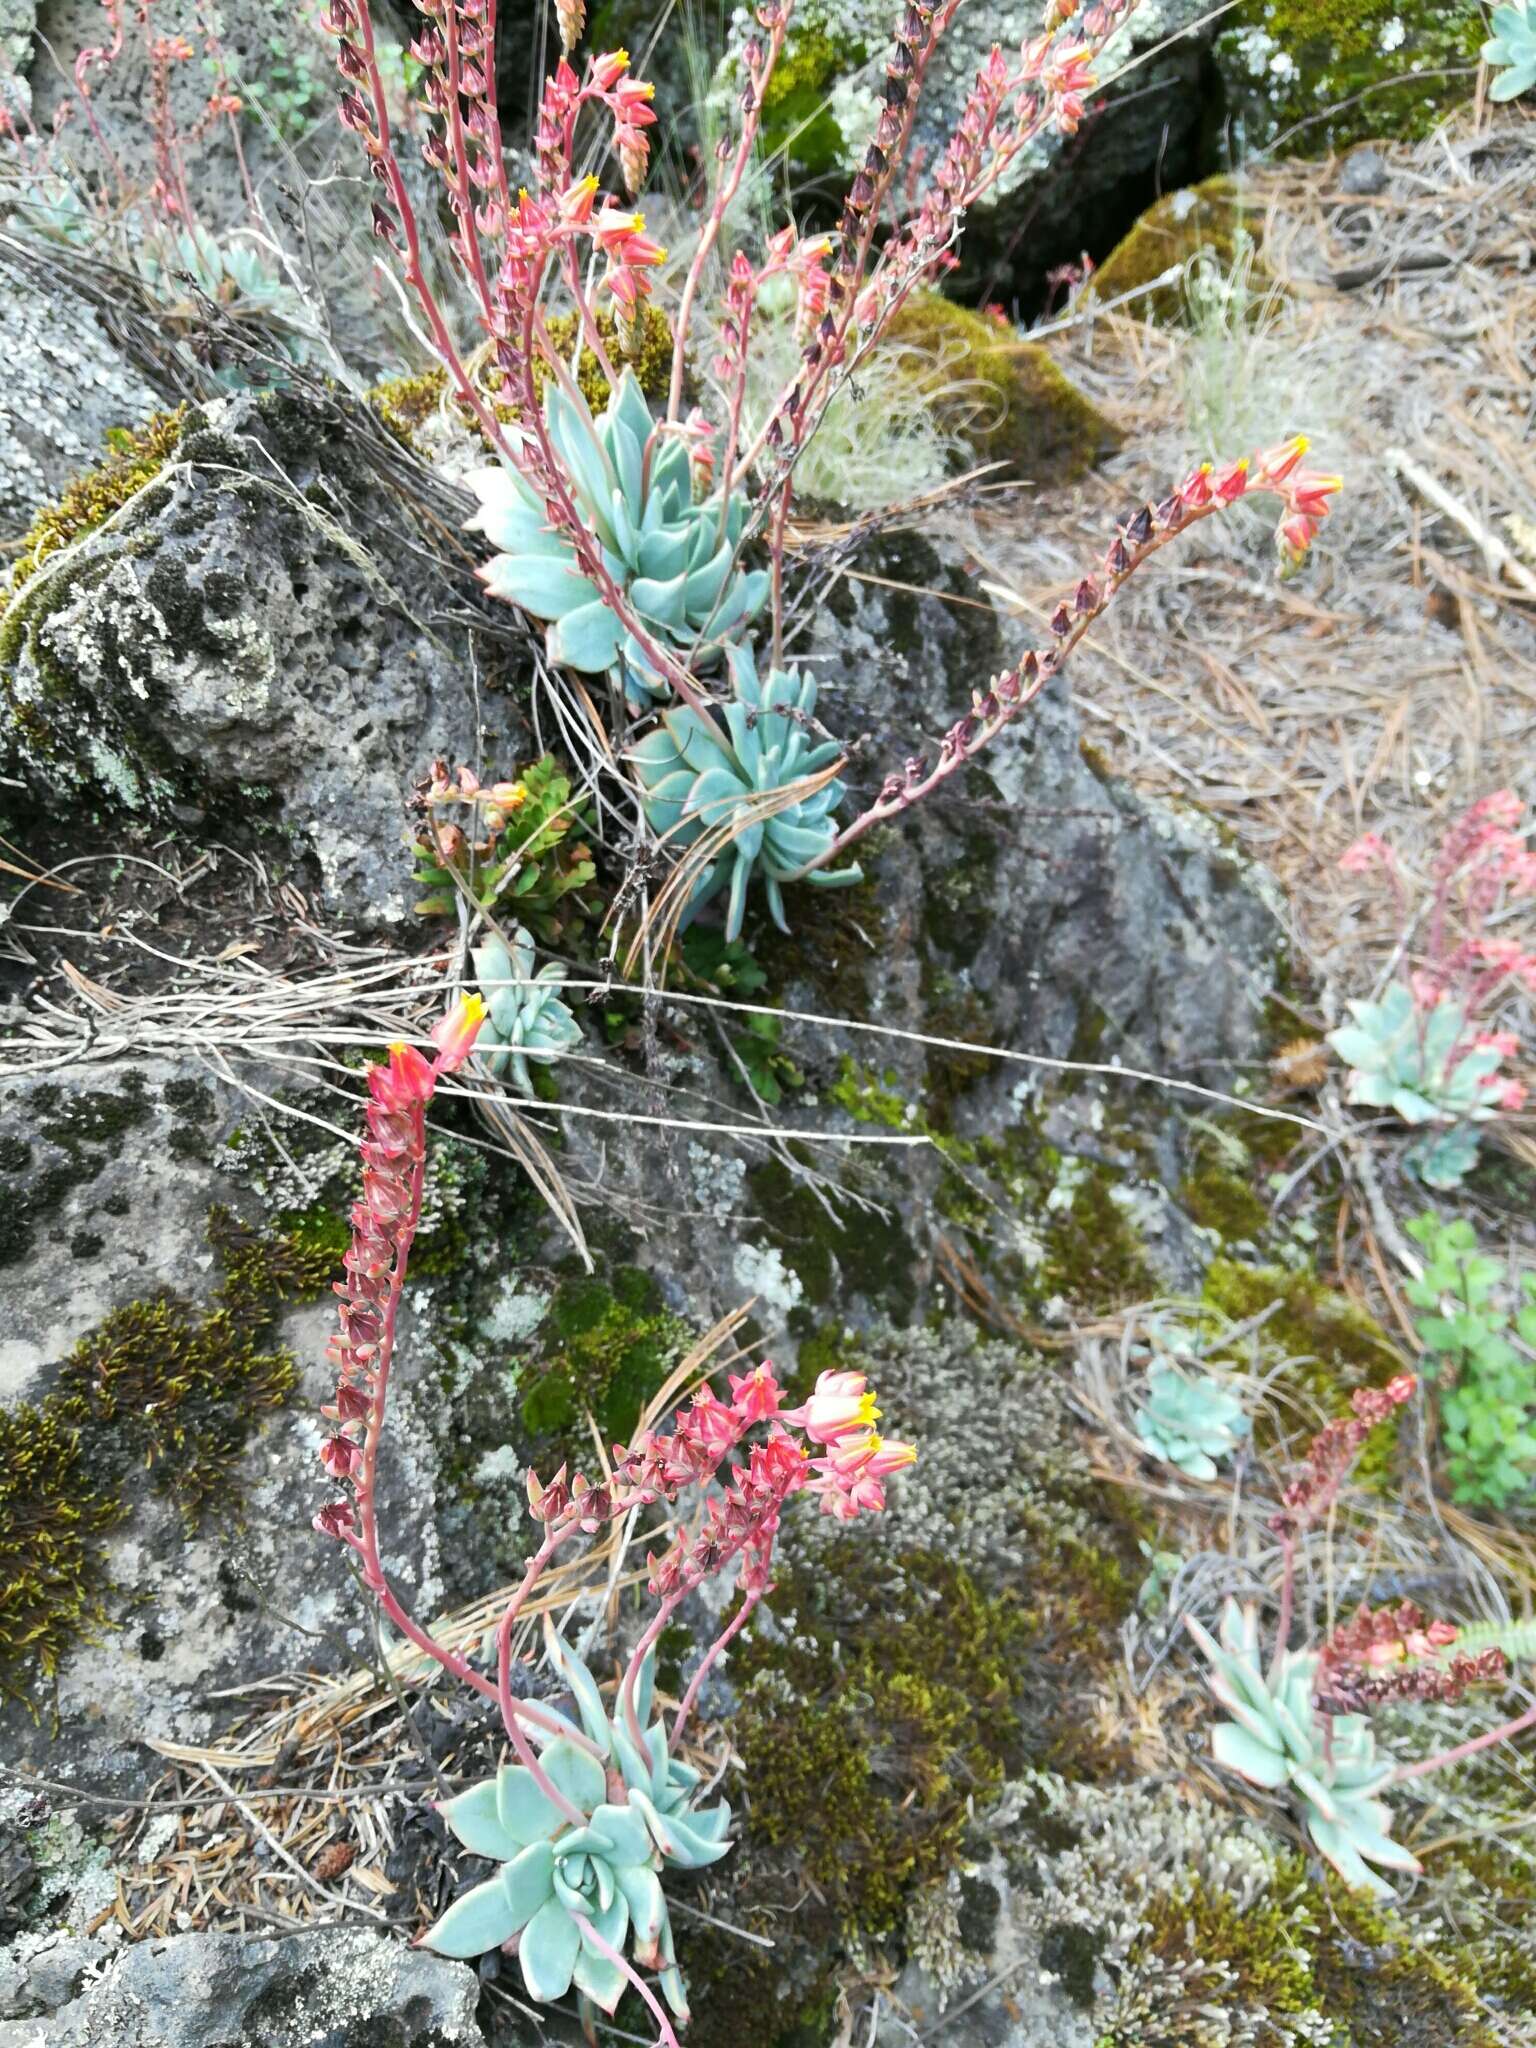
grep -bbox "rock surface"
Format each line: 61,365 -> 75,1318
0,255 -> 162,539
2,390 -> 532,923
0,1927 -> 487,2046
0,1057 -> 452,1788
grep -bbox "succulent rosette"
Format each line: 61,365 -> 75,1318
630,643 -> 861,939
1132,1360 -> 1250,1481
1190,1599 -> 1418,1898
466,371 -> 767,705
421,1635 -> 729,2019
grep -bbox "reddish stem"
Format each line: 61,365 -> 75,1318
1394,1696 -> 1536,1783
669,1585 -> 761,1751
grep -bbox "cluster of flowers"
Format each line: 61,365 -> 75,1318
313,995 -> 487,1551
1315,1601 -> 1508,1714
1341,789 -> 1536,1099
1269,1374 -> 1416,1542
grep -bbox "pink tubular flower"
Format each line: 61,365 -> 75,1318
1340,832 -> 1393,875
729,1363 -> 783,1424
782,1369 -> 880,1446
431,991 -> 488,1070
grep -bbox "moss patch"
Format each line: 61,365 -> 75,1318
733,1548 -> 1031,1933
1216,0 -> 1481,153
756,25 -> 867,174
516,1266 -> 689,1448
0,1207 -> 310,1706
1202,1256 -> 1406,1479
8,411 -> 186,592
886,292 -> 1122,481
1088,177 -> 1256,323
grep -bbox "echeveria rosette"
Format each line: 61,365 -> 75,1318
421,1634 -> 730,2021
1328,983 -> 1513,1187
1190,1599 -> 1418,1899
1132,1360 -> 1250,1481
466,370 -> 767,705
1483,1 -> 1536,99
471,926 -> 584,1096
630,644 -> 862,941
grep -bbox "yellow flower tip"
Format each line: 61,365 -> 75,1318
1198,461 -> 1213,476
1234,457 -> 1250,473
1292,433 -> 1310,454
639,80 -> 655,98
460,992 -> 488,1026
577,173 -> 599,194
614,44 -> 629,62
387,1039 -> 409,1058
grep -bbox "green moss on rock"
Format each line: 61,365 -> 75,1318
517,1266 -> 689,1446
1216,0 -> 1481,154
8,411 -> 186,592
0,1205 -> 308,1706
733,1548 -> 1031,1933
1089,177 -> 1256,324
886,292 -> 1122,480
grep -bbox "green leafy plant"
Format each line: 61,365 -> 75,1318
1405,1213 -> 1536,1510
1484,1 -> 1536,98
413,756 -> 598,942
471,927 -> 585,1095
465,371 -> 768,705
725,1010 -> 803,1105
1188,1600 -> 1416,1898
1132,1360 -> 1250,1480
630,644 -> 861,940
423,1631 -> 727,2016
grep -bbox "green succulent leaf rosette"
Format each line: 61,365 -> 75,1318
471,925 -> 584,1096
630,643 -> 862,941
1328,984 -> 1510,1186
466,371 -> 768,705
1132,1360 -> 1249,1481
1484,2 -> 1536,100
421,1635 -> 730,2021
1190,1599 -> 1419,1898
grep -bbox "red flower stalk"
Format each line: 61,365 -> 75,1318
1315,1602 -> 1507,1714
791,436 -> 1342,877
1269,1375 -> 1416,1542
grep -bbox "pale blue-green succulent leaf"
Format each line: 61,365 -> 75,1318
1195,1598 -> 1413,1895
483,553 -> 603,621
630,645 -> 852,941
520,1894 -> 583,2002
439,1779 -> 522,1861
421,1874 -> 520,1958
465,368 -> 764,705
1211,1719 -> 1290,1788
496,1763 -> 567,1846
542,1737 -> 608,1816
500,1840 -> 558,1928
547,599 -> 625,673
545,1627 -> 613,1753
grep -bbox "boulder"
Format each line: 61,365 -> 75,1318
0,1058 -> 455,1788
1,390 -> 532,924
0,1926 -> 488,2046
885,294 -> 1123,481
1087,174 -> 1257,322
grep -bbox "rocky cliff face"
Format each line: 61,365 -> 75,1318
0,371 -> 1290,2040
